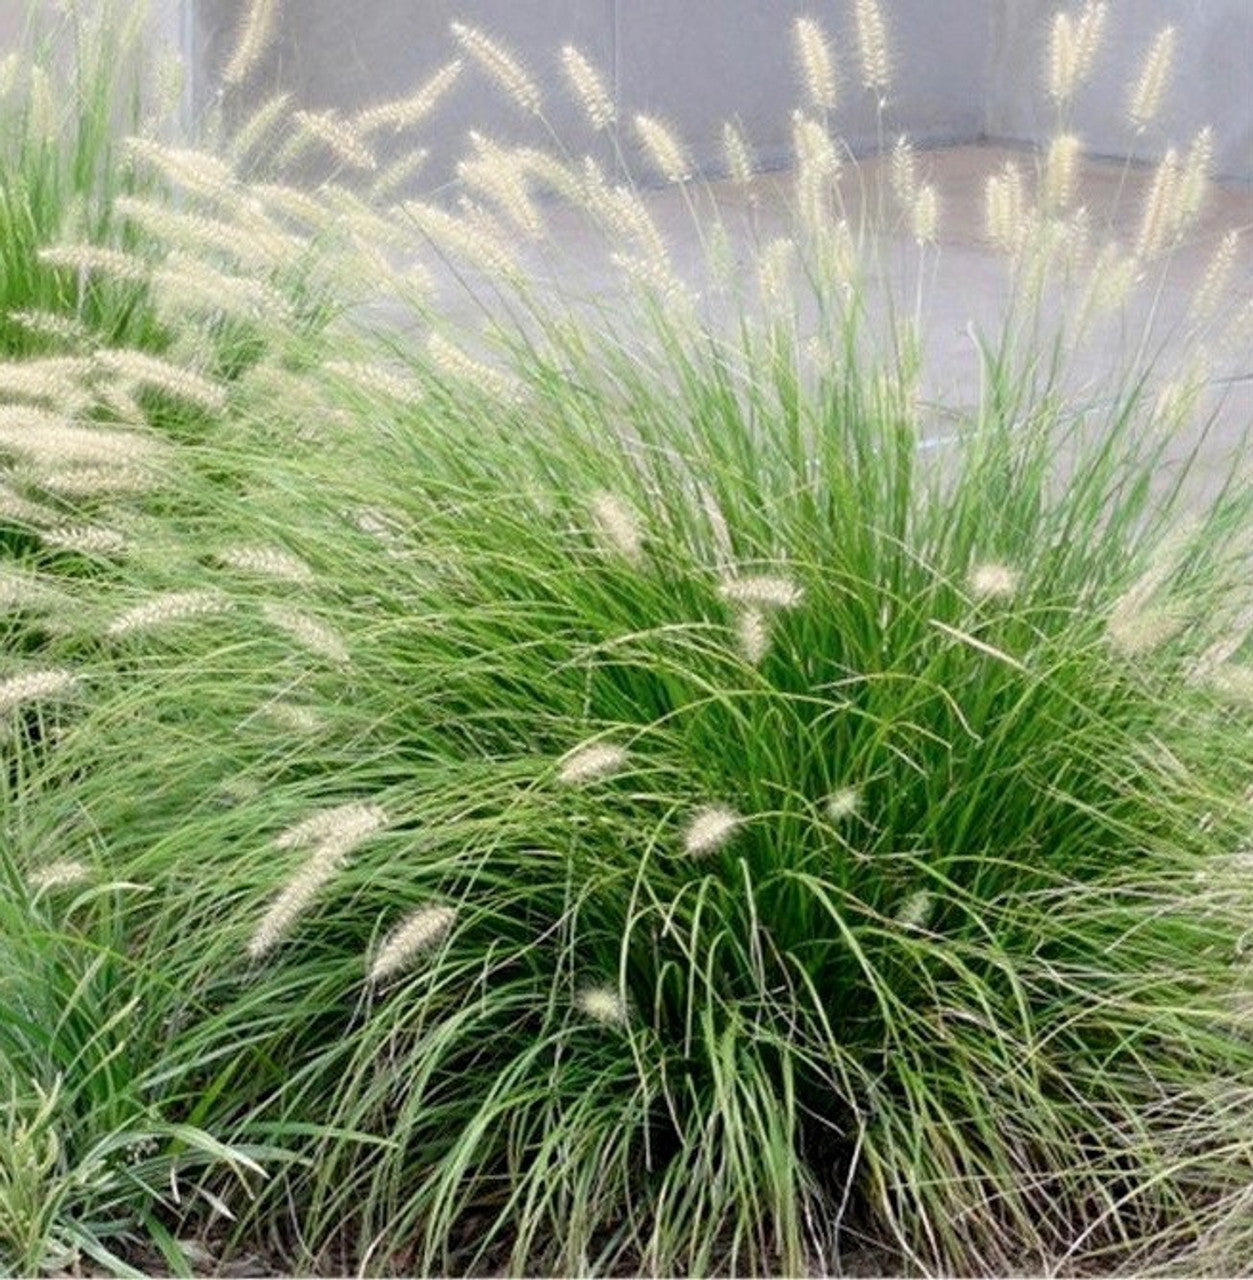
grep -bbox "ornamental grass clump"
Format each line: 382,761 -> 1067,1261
2,1 -> 1253,1277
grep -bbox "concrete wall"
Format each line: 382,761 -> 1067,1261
987,0 -> 1253,182
190,0 -> 988,184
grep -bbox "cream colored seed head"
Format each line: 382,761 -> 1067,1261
577,985 -> 627,1026
683,805 -> 742,857
562,45 -> 614,130
106,590 -> 232,638
910,183 -> 939,244
355,58 -> 463,134
1044,133 -> 1082,211
261,603 -> 350,665
720,574 -> 803,610
369,904 -> 455,982
0,668 -> 79,714
218,545 -> 313,584
1128,26 -> 1175,128
634,114 -> 692,183
558,741 -> 629,785
223,0 -> 280,86
722,121 -> 754,184
825,787 -> 860,822
969,561 -> 1019,600
275,802 -> 387,851
451,22 -> 541,115
27,859 -> 91,891
293,109 -> 376,171
853,0 -> 891,93
794,17 -> 838,111
590,490 -> 644,565
737,608 -> 771,665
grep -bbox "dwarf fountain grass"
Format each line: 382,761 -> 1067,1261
1,2 -> 1252,1277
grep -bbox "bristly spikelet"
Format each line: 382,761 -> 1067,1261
217,546 -> 313,584
1046,12 -> 1076,102
0,410 -> 163,466
890,135 -> 917,208
458,135 -> 544,238
1106,521 -> 1198,657
425,332 -> 522,403
223,0 -> 280,87
561,45 -> 614,130
792,113 -> 840,232
228,91 -> 292,164
27,859 -> 91,891
720,574 -> 804,610
969,562 -> 1020,601
25,464 -> 157,498
984,161 -> 1027,253
853,0 -> 891,94
403,200 -> 521,280
910,183 -> 939,244
325,360 -> 425,406
1043,133 -> 1082,211
38,243 -> 149,284
106,590 -> 232,638
722,121 -> 754,184
757,237 -> 796,312
261,603 -> 350,665
634,114 -> 692,183
1178,126 -> 1214,224
896,889 -> 933,931
0,669 -> 79,715
274,802 -> 387,851
558,741 -> 629,786
94,350 -> 227,413
683,805 -> 742,857
355,58 -> 463,135
124,137 -> 236,201
1190,231 -> 1239,322
292,110 -> 376,172
736,609 -> 771,665
825,787 -> 860,823
369,904 -> 456,982
249,804 -> 386,959
0,357 -> 94,406
42,524 -> 127,557
590,491 -> 645,566
0,570 -> 55,614
450,22 -> 541,115
371,148 -> 429,201
576,985 -> 628,1027
1135,148 -> 1183,261
6,309 -> 92,348
1127,25 -> 1176,129
1073,2 -> 1108,79
794,17 -> 838,111
153,252 -> 287,321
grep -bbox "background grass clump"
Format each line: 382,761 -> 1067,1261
3,0 -> 1253,1276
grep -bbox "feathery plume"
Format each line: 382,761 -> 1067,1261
259,700 -> 324,735
853,0 -> 891,93
94,350 -> 226,413
1190,231 -> 1239,322
262,603 -> 350,665
250,804 -> 386,959
228,91 -> 292,164
684,805 -> 742,857
0,668 -> 78,714
1106,520 -> 1198,657
984,161 -> 1027,253
1073,1 -> 1108,82
577,985 -> 628,1027
0,482 -> 56,528
896,889 -> 933,930
42,524 -> 126,556
1043,133 -> 1082,211
27,860 -> 91,891
153,252 -> 287,321
722,121 -> 755,184
0,410 -> 162,467
558,741 -> 629,786
106,590 -> 232,637
458,135 -> 544,239
115,195 -> 297,269
355,58 -> 463,135
910,183 -> 939,244
325,359 -> 425,405
1135,147 -> 1182,261
969,562 -> 1019,601
0,357 -> 94,405
124,137 -> 236,200
402,199 -> 520,279
697,483 -> 735,570
0,570 -> 54,614
794,17 -> 839,111
793,112 -> 840,231
1127,26 -> 1175,129
38,243 -> 148,283
736,608 -> 771,665
275,802 -> 387,851
451,22 -> 541,115
1046,6 -> 1105,102
825,787 -> 860,822
217,546 -> 313,584
720,574 -> 803,610
634,114 -> 692,183
562,45 -> 614,130
5,310 -> 91,348
1178,126 -> 1214,224
251,181 -> 331,230
370,148 -> 429,201
890,135 -> 917,208
23,464 -> 157,498
224,0 -> 280,86
757,237 -> 796,312
369,904 -> 455,981
1080,241 -> 1138,316
425,332 -> 522,403
590,491 -> 644,565
292,109 -> 376,171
